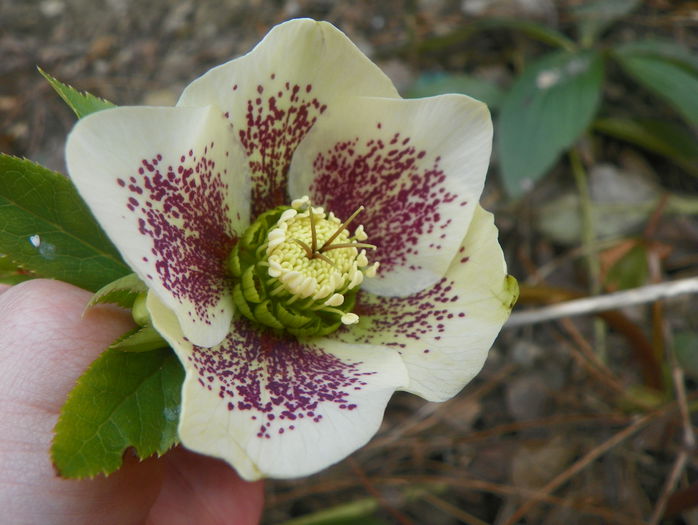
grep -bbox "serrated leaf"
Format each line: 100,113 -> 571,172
110,324 -> 168,353
0,155 -> 130,291
39,67 -> 116,119
405,73 -> 504,109
497,50 -> 604,197
0,254 -> 35,285
572,0 -> 640,45
593,117 -> 698,177
613,53 -> 698,128
52,347 -> 184,478
88,273 -> 147,309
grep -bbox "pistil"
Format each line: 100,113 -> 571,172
229,196 -> 378,336
319,206 -> 365,251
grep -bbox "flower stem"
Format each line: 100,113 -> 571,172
570,146 -> 606,361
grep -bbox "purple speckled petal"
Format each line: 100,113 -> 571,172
288,94 -> 493,297
147,291 -> 408,481
177,19 -> 399,219
66,105 -> 250,348
334,207 -> 516,402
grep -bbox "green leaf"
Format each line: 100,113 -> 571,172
593,117 -> 698,177
673,331 -> 698,379
110,324 -> 168,353
281,498 -> 383,525
408,18 -> 574,56
0,254 -> 34,285
39,67 -> 116,119
0,154 -> 130,291
613,53 -> 698,128
614,39 -> 698,73
604,243 -> 648,291
572,0 -> 640,46
405,73 -> 504,109
88,273 -> 147,309
52,347 -> 184,478
497,50 -> 604,197
476,18 -> 576,51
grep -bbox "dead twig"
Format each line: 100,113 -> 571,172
507,277 -> 698,327
557,319 -> 628,396
648,325 -> 696,524
501,411 -> 658,525
381,475 -> 649,525
347,458 -> 416,525
421,493 -> 489,525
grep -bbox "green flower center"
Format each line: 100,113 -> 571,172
228,196 -> 378,337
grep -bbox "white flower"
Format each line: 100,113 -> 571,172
65,19 -> 517,481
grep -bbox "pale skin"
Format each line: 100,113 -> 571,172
0,279 -> 264,525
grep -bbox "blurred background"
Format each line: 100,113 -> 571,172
2,0 -> 697,523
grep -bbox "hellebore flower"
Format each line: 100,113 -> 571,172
65,19 -> 517,480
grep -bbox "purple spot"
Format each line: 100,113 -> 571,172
188,320 -> 373,438
235,78 -> 327,218
120,146 -> 236,324
309,130 -> 457,274
351,278 -> 465,344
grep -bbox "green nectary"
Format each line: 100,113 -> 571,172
227,200 -> 376,338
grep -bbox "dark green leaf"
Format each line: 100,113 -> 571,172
88,273 -> 147,309
110,324 -> 168,353
613,53 -> 698,128
572,0 -> 640,45
476,18 -> 576,51
614,39 -> 698,73
407,19 -> 574,56
497,50 -> 604,197
593,117 -> 698,177
39,68 -> 116,119
0,254 -> 34,285
52,347 -> 184,478
405,73 -> 504,109
0,154 -> 129,291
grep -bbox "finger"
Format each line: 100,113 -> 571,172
146,447 -> 264,525
0,279 -> 163,525
0,279 -> 134,411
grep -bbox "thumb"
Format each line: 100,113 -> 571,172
0,279 -> 163,525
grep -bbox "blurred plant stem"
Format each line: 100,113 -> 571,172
570,146 -> 607,362
279,483 -> 446,525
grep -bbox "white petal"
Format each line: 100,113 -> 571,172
339,206 -> 517,402
178,19 -> 399,218
148,292 -> 408,480
66,105 -> 250,347
288,94 -> 493,297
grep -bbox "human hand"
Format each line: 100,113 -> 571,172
0,279 -> 264,525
